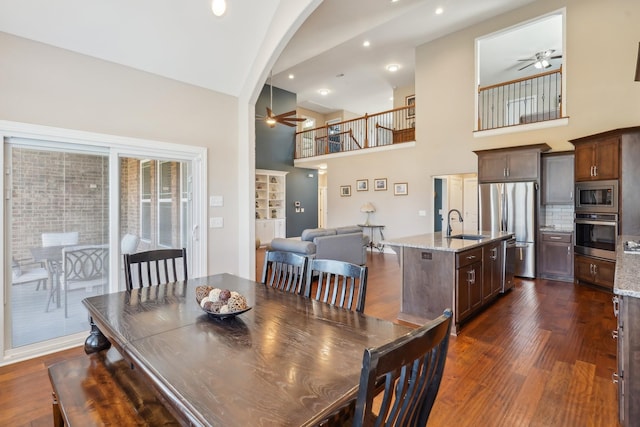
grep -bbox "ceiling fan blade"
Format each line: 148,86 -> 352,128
281,117 -> 306,123
517,58 -> 535,61
550,55 -> 562,59
518,62 -> 535,71
266,107 -> 274,118
272,110 -> 298,119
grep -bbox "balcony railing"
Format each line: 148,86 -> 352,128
295,105 -> 415,159
478,67 -> 563,131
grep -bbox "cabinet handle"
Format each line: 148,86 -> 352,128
506,167 -> 510,177
503,168 -> 507,177
467,270 -> 473,284
593,264 -> 598,275
612,372 -> 619,384
570,191 -> 573,201
549,236 -> 562,240
612,330 -> 618,340
466,255 -> 477,260
567,245 -> 571,253
613,296 -> 619,317
594,165 -> 597,177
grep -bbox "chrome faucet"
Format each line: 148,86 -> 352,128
446,209 -> 464,236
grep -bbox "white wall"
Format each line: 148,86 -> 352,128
0,32 -> 240,276
323,0 -> 640,240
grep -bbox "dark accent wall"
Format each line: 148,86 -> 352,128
255,85 -> 318,237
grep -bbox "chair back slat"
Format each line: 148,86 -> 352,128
261,250 -> 308,294
305,259 -> 368,313
123,248 -> 187,290
353,309 -> 453,427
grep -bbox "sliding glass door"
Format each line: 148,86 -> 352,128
2,128 -> 205,361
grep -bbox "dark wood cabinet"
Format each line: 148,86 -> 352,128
542,152 -> 574,205
539,231 -> 573,282
572,135 -> 620,181
482,241 -> 503,302
455,248 -> 483,323
475,144 -> 550,183
614,294 -> 640,427
574,254 -> 615,290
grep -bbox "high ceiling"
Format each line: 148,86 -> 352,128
0,0 -> 561,117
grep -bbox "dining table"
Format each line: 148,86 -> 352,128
82,273 -> 413,426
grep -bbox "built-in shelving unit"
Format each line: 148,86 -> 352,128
255,169 -> 287,246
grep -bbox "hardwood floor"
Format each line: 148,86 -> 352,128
1,250 -> 619,426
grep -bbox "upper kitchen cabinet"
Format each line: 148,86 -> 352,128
475,143 -> 550,183
542,152 -> 574,205
571,135 -> 619,181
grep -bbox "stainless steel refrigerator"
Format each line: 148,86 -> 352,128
479,182 -> 536,278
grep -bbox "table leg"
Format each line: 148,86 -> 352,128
84,317 -> 111,354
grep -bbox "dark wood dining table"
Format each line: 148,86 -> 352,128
82,273 -> 413,426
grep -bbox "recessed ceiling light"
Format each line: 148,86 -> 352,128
318,89 -> 330,96
288,74 -> 294,79
211,0 -> 226,16
389,97 -> 394,101
435,7 -> 444,15
391,0 -> 400,3
363,40 -> 370,47
386,64 -> 400,72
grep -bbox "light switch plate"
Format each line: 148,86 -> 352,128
210,196 -> 224,207
210,217 -> 223,228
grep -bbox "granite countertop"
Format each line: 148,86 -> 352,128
614,235 -> 640,298
540,225 -> 574,233
382,231 -> 513,253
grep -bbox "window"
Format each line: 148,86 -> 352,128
140,161 -> 151,240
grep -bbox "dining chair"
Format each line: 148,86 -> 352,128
352,309 -> 453,426
261,250 -> 308,294
123,248 -> 188,290
305,259 -> 368,313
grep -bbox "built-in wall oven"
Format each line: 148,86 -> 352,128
575,212 -> 618,260
575,179 -> 618,213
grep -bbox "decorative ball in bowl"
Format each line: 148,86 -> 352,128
196,286 -> 251,319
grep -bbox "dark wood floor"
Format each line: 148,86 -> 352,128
1,250 -> 619,426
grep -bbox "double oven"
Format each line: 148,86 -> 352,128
574,179 -> 618,260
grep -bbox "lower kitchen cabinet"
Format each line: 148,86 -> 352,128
575,254 -> 615,290
456,248 -> 483,323
613,295 -> 640,426
539,231 -> 573,282
482,240 -> 504,301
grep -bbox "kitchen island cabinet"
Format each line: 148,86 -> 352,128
383,231 -> 513,335
613,237 -> 640,426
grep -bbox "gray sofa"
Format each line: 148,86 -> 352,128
269,226 -> 369,265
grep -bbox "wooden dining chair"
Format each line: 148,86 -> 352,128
261,250 -> 308,294
305,259 -> 368,313
352,309 -> 453,426
123,248 -> 187,290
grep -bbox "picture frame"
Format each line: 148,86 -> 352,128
340,185 -> 351,197
394,182 -> 408,196
406,95 -> 415,118
356,179 -> 368,191
374,178 -> 387,191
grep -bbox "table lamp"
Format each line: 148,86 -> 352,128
360,202 -> 375,226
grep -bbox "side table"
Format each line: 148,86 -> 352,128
358,224 -> 385,253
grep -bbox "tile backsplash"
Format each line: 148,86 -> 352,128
543,205 -> 574,229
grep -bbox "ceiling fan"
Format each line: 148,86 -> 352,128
256,71 -> 306,128
517,49 -> 562,71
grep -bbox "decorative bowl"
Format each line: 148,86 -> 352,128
195,285 -> 251,319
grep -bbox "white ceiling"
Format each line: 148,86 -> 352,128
0,0 -> 562,117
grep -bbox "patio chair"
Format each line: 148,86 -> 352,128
61,245 -> 109,318
123,248 -> 187,290
121,233 -> 140,255
11,257 -> 49,290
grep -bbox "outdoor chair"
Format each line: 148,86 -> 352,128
124,248 -> 188,290
61,245 -> 109,318
261,250 -> 308,294
305,259 -> 368,313
11,257 -> 49,290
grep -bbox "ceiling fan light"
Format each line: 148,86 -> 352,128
265,117 -> 277,127
211,0 -> 226,16
534,61 -> 543,69
541,59 -> 550,68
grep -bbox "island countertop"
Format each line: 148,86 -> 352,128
614,235 -> 640,298
382,230 -> 514,253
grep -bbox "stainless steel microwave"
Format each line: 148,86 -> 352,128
575,179 -> 618,213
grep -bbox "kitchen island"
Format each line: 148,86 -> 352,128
383,231 -> 513,334
613,236 -> 640,427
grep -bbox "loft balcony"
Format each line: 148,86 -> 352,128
294,105 -> 415,160
477,67 -> 566,132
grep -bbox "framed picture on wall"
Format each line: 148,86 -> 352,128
356,179 -> 368,191
406,95 -> 415,118
374,178 -> 387,191
340,185 -> 351,197
394,182 -> 408,196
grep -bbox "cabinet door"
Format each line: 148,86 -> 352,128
542,154 -> 574,204
274,219 -> 286,238
574,143 -> 595,182
506,150 -> 540,181
574,254 -> 594,283
539,233 -> 573,280
593,258 -> 615,290
469,262 -> 483,311
482,242 -> 502,303
593,137 -> 620,180
456,267 -> 471,322
478,153 -> 507,182
255,220 -> 275,246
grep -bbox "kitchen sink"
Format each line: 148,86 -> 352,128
448,234 -> 487,241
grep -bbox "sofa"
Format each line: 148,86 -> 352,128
269,226 -> 369,265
